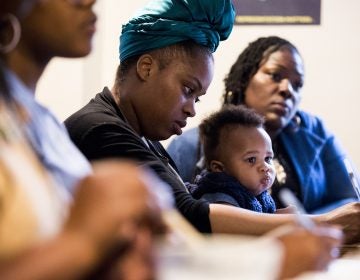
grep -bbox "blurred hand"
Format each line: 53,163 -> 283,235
275,205 -> 297,214
100,227 -> 157,280
63,160 -> 169,279
320,202 -> 360,244
269,225 -> 343,279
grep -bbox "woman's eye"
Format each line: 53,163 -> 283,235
184,86 -> 200,102
292,80 -> 304,92
183,86 -> 194,96
271,73 -> 282,83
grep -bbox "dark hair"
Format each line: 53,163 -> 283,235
0,64 -> 12,102
115,40 -> 213,85
200,104 -> 264,169
0,3 -> 21,102
223,36 -> 299,106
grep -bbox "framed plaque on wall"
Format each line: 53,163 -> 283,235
233,0 -> 321,25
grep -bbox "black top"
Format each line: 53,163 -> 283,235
65,87 -> 211,233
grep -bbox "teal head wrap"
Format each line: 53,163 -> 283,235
119,0 -> 235,62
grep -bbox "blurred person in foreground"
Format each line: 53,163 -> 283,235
0,1 -> 167,279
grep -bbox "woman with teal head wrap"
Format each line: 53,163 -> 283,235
67,0 -> 237,234
119,0 -> 235,62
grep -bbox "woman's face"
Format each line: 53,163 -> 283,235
244,47 -> 304,135
20,0 -> 97,59
136,51 -> 214,141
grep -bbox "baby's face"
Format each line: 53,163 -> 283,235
216,126 -> 276,196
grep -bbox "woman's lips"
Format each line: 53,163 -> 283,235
176,120 -> 187,128
173,120 -> 187,135
271,102 -> 290,116
84,15 -> 97,36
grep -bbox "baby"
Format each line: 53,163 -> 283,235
189,105 -> 276,213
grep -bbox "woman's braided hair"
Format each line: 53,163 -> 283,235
223,36 -> 298,106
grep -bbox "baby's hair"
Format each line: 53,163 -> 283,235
200,104 -> 264,169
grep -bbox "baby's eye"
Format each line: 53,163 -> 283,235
265,156 -> 273,164
246,157 -> 256,164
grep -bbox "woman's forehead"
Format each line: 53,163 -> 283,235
262,48 -> 304,76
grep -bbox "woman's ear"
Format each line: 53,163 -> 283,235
210,160 -> 225,172
136,54 -> 153,81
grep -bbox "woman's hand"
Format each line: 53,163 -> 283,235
268,225 -> 343,279
316,202 -> 360,244
64,160 -> 168,279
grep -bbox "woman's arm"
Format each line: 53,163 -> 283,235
209,202 -> 360,244
209,203 -> 296,235
0,230 -> 102,280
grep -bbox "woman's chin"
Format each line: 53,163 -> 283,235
265,115 -> 290,132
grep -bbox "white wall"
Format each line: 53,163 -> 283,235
36,0 -> 360,169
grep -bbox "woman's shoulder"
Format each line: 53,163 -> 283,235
297,110 -> 328,132
297,110 -> 323,126
289,110 -> 333,139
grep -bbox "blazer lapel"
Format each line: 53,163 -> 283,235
279,127 -> 326,205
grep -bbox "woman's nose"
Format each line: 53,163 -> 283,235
279,79 -> 294,98
184,99 -> 196,117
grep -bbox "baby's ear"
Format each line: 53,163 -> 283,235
210,160 -> 224,172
